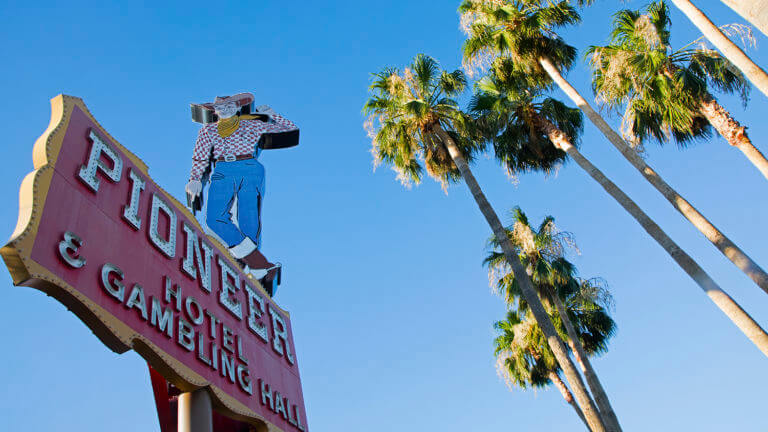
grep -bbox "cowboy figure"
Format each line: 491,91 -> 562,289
185,93 -> 298,293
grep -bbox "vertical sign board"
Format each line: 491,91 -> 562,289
1,95 -> 308,432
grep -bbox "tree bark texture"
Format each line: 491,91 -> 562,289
433,124 -> 607,432
550,370 -> 592,431
699,95 -> 768,180
533,111 -> 768,358
670,0 -> 768,98
720,0 -> 768,36
539,56 -> 768,298
550,291 -> 622,432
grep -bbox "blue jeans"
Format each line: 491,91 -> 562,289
206,158 -> 265,248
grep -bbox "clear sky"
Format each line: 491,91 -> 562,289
2,1 -> 768,431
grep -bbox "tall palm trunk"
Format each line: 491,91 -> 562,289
532,112 -> 768,357
549,290 -> 622,432
698,94 -> 768,180
524,261 -> 620,432
432,124 -> 607,432
539,56 -> 768,297
720,0 -> 768,36
567,339 -> 589,375
549,370 -> 591,431
669,0 -> 768,99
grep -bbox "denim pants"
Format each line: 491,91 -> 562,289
206,158 -> 265,249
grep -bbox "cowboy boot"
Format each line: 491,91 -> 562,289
241,250 -> 282,296
241,249 -> 272,271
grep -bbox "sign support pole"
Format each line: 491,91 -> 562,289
178,389 -> 213,432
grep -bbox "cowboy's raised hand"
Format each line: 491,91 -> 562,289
256,105 -> 276,116
186,180 -> 203,198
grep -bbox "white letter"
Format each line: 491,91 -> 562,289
274,391 -> 288,420
260,380 -> 274,410
220,350 -> 236,383
245,284 -> 269,343
178,318 -> 195,351
185,296 -> 204,325
217,257 -> 243,319
125,284 -> 148,320
58,231 -> 86,268
149,193 -> 177,258
101,263 -> 125,302
164,277 -> 182,311
150,297 -> 174,338
269,306 -> 295,364
78,130 -> 122,193
181,223 -> 213,293
237,364 -> 253,395
122,169 -> 145,230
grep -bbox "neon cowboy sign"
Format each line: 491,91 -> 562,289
1,95 -> 307,432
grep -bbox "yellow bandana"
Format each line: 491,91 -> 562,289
217,114 -> 263,138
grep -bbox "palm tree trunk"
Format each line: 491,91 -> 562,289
567,339 -> 588,373
669,0 -> 768,99
549,370 -> 592,431
549,291 -> 622,432
698,94 -> 768,180
720,0 -> 768,36
432,124 -> 607,432
539,56 -> 768,297
532,112 -> 768,357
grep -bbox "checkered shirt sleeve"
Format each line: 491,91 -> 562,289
190,125 -> 215,181
266,112 -> 298,133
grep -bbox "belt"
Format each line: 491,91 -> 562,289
216,154 -> 253,162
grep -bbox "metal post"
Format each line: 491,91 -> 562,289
178,389 -> 213,432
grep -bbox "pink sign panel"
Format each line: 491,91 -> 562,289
2,95 -> 307,432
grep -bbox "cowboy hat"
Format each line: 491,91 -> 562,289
200,93 -> 255,110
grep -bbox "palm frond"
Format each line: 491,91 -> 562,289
459,0 -> 579,83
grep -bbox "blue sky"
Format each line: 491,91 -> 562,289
2,1 -> 768,430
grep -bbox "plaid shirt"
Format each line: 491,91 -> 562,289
189,113 -> 297,181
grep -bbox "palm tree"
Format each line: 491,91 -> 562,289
461,0 -> 768,304
489,210 -> 616,432
469,58 -> 768,365
363,53 -> 607,432
486,208 -> 618,432
589,1 -> 768,180
493,309 -> 586,430
669,0 -> 768,98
